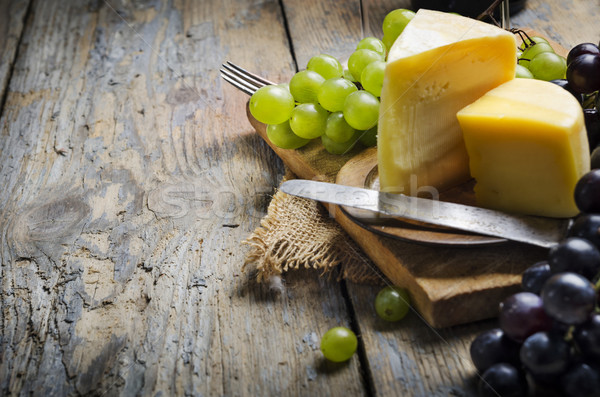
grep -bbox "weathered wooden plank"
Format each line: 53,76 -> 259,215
0,0 -> 30,110
511,0 -> 600,49
0,0 -> 366,395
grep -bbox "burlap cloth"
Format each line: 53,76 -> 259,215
244,170 -> 384,285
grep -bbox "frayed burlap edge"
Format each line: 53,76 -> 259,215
243,172 -> 384,285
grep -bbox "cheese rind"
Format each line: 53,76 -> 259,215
378,9 -> 517,195
457,78 -> 590,218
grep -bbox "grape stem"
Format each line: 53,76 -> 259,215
510,29 -> 535,49
476,0 -> 505,27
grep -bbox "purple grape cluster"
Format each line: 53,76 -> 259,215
551,42 -> 600,167
471,169 -> 600,397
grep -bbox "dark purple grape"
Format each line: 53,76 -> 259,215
548,237 -> 600,280
575,169 -> 600,213
470,328 -> 521,373
541,272 -> 596,325
567,42 -> 600,65
591,146 -> 600,169
568,214 -> 600,250
521,261 -> 552,294
478,363 -> 527,397
584,108 -> 600,151
560,363 -> 600,397
550,79 -> 584,104
520,331 -> 571,380
574,313 -> 600,360
499,292 -> 552,343
566,53 -> 600,94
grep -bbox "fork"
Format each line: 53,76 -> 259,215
220,61 -> 275,96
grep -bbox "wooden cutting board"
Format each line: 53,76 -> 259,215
247,30 -> 568,328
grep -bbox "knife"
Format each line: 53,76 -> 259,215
280,179 -> 572,248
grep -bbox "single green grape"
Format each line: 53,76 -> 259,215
357,37 -> 386,58
375,286 -> 410,322
361,60 -> 386,97
320,326 -> 358,362
518,42 -> 554,68
529,52 -> 567,81
515,64 -> 534,79
249,85 -> 295,125
325,112 -> 356,143
307,54 -> 344,80
289,103 -> 329,139
321,131 -> 360,155
317,77 -> 358,112
382,33 -> 395,55
289,70 -> 326,103
382,9 -> 415,49
266,120 -> 310,149
519,35 -> 549,51
343,90 -> 379,130
348,49 -> 384,83
358,125 -> 377,147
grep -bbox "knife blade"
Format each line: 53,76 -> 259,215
280,179 -> 572,248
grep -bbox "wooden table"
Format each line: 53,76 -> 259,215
1,0 -> 598,395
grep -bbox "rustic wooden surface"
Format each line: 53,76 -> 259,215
1,0 -> 599,396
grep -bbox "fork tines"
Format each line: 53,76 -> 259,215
220,61 -> 275,96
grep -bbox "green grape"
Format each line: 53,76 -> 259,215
519,35 -> 549,51
325,112 -> 356,143
289,70 -> 326,103
317,77 -> 358,112
307,54 -> 343,80
529,52 -> 567,81
375,286 -> 410,322
518,42 -> 554,67
358,125 -> 377,147
348,49 -> 384,82
382,9 -> 415,49
382,33 -> 395,55
361,60 -> 386,97
343,90 -> 379,130
322,130 -> 360,155
320,327 -> 358,362
515,64 -> 534,79
249,85 -> 295,125
266,120 -> 310,149
357,37 -> 386,58
289,103 -> 329,139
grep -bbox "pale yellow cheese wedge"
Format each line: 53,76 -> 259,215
378,9 -> 517,195
457,78 -> 590,218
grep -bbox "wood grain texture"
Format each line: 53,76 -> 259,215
511,0 -> 600,49
0,0 -> 364,395
0,0 -> 30,105
1,0 -> 599,396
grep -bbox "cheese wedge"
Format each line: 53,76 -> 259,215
457,78 -> 590,218
378,9 -> 517,195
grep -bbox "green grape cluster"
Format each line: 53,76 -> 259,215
515,35 -> 567,81
248,9 -> 416,155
